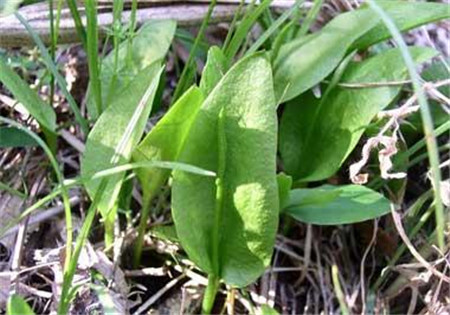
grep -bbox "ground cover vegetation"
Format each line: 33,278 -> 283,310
0,0 -> 449,313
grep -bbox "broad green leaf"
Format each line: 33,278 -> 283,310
0,58 -> 56,132
0,127 -> 38,148
273,1 -> 450,104
273,8 -> 380,103
199,46 -> 227,96
283,185 -> 391,225
87,20 -> 176,118
280,47 -> 437,182
7,294 -> 34,315
132,86 -> 204,205
172,54 -> 279,287
81,62 -> 162,226
352,1 -> 450,50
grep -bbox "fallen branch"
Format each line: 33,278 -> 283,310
0,1 -> 298,47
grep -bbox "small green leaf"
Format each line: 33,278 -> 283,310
0,58 -> 56,132
352,1 -> 450,50
91,285 -> 119,314
258,304 -> 280,315
277,173 -> 292,211
279,47 -> 437,182
284,185 -> 391,225
151,225 -> 179,243
172,53 -> 279,287
81,62 -> 163,241
87,20 -> 176,118
7,294 -> 34,315
0,127 -> 38,148
199,46 -> 227,96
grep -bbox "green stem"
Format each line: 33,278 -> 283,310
133,189 -> 155,268
202,275 -> 220,314
104,204 -> 117,248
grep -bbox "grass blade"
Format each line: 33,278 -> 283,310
85,0 -> 103,115
14,12 -> 89,134
224,0 -> 272,65
246,0 -> 305,56
172,0 -> 217,102
0,117 -> 73,273
367,0 -> 445,250
65,0 -> 87,48
296,0 -> 324,37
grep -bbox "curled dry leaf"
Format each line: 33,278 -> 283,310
350,123 -> 406,184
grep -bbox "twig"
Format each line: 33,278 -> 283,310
328,79 -> 412,88
60,129 -> 85,153
134,273 -> 185,314
10,173 -> 44,294
360,219 -> 378,315
124,267 -> 167,277
0,1 -> 296,47
1,196 -> 80,241
295,224 -> 312,286
390,205 -> 450,283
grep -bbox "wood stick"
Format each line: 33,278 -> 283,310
0,1 -> 298,47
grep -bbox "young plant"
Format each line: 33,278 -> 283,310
81,62 -> 163,246
171,53 -> 279,313
279,47 -> 437,182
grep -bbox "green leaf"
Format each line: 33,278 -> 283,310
199,46 -> 227,96
280,47 -> 437,182
132,86 -> 204,205
87,20 -> 176,118
7,294 -> 34,315
0,58 -> 56,132
172,53 -> 279,287
151,225 -> 179,243
352,1 -> 450,50
0,127 -> 38,148
277,173 -> 292,211
283,185 -> 391,225
258,304 -> 280,315
273,1 -> 450,104
81,62 -> 163,234
273,8 -> 380,103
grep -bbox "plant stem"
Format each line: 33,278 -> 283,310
132,188 -> 157,267
202,274 -> 220,314
332,265 -> 349,315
